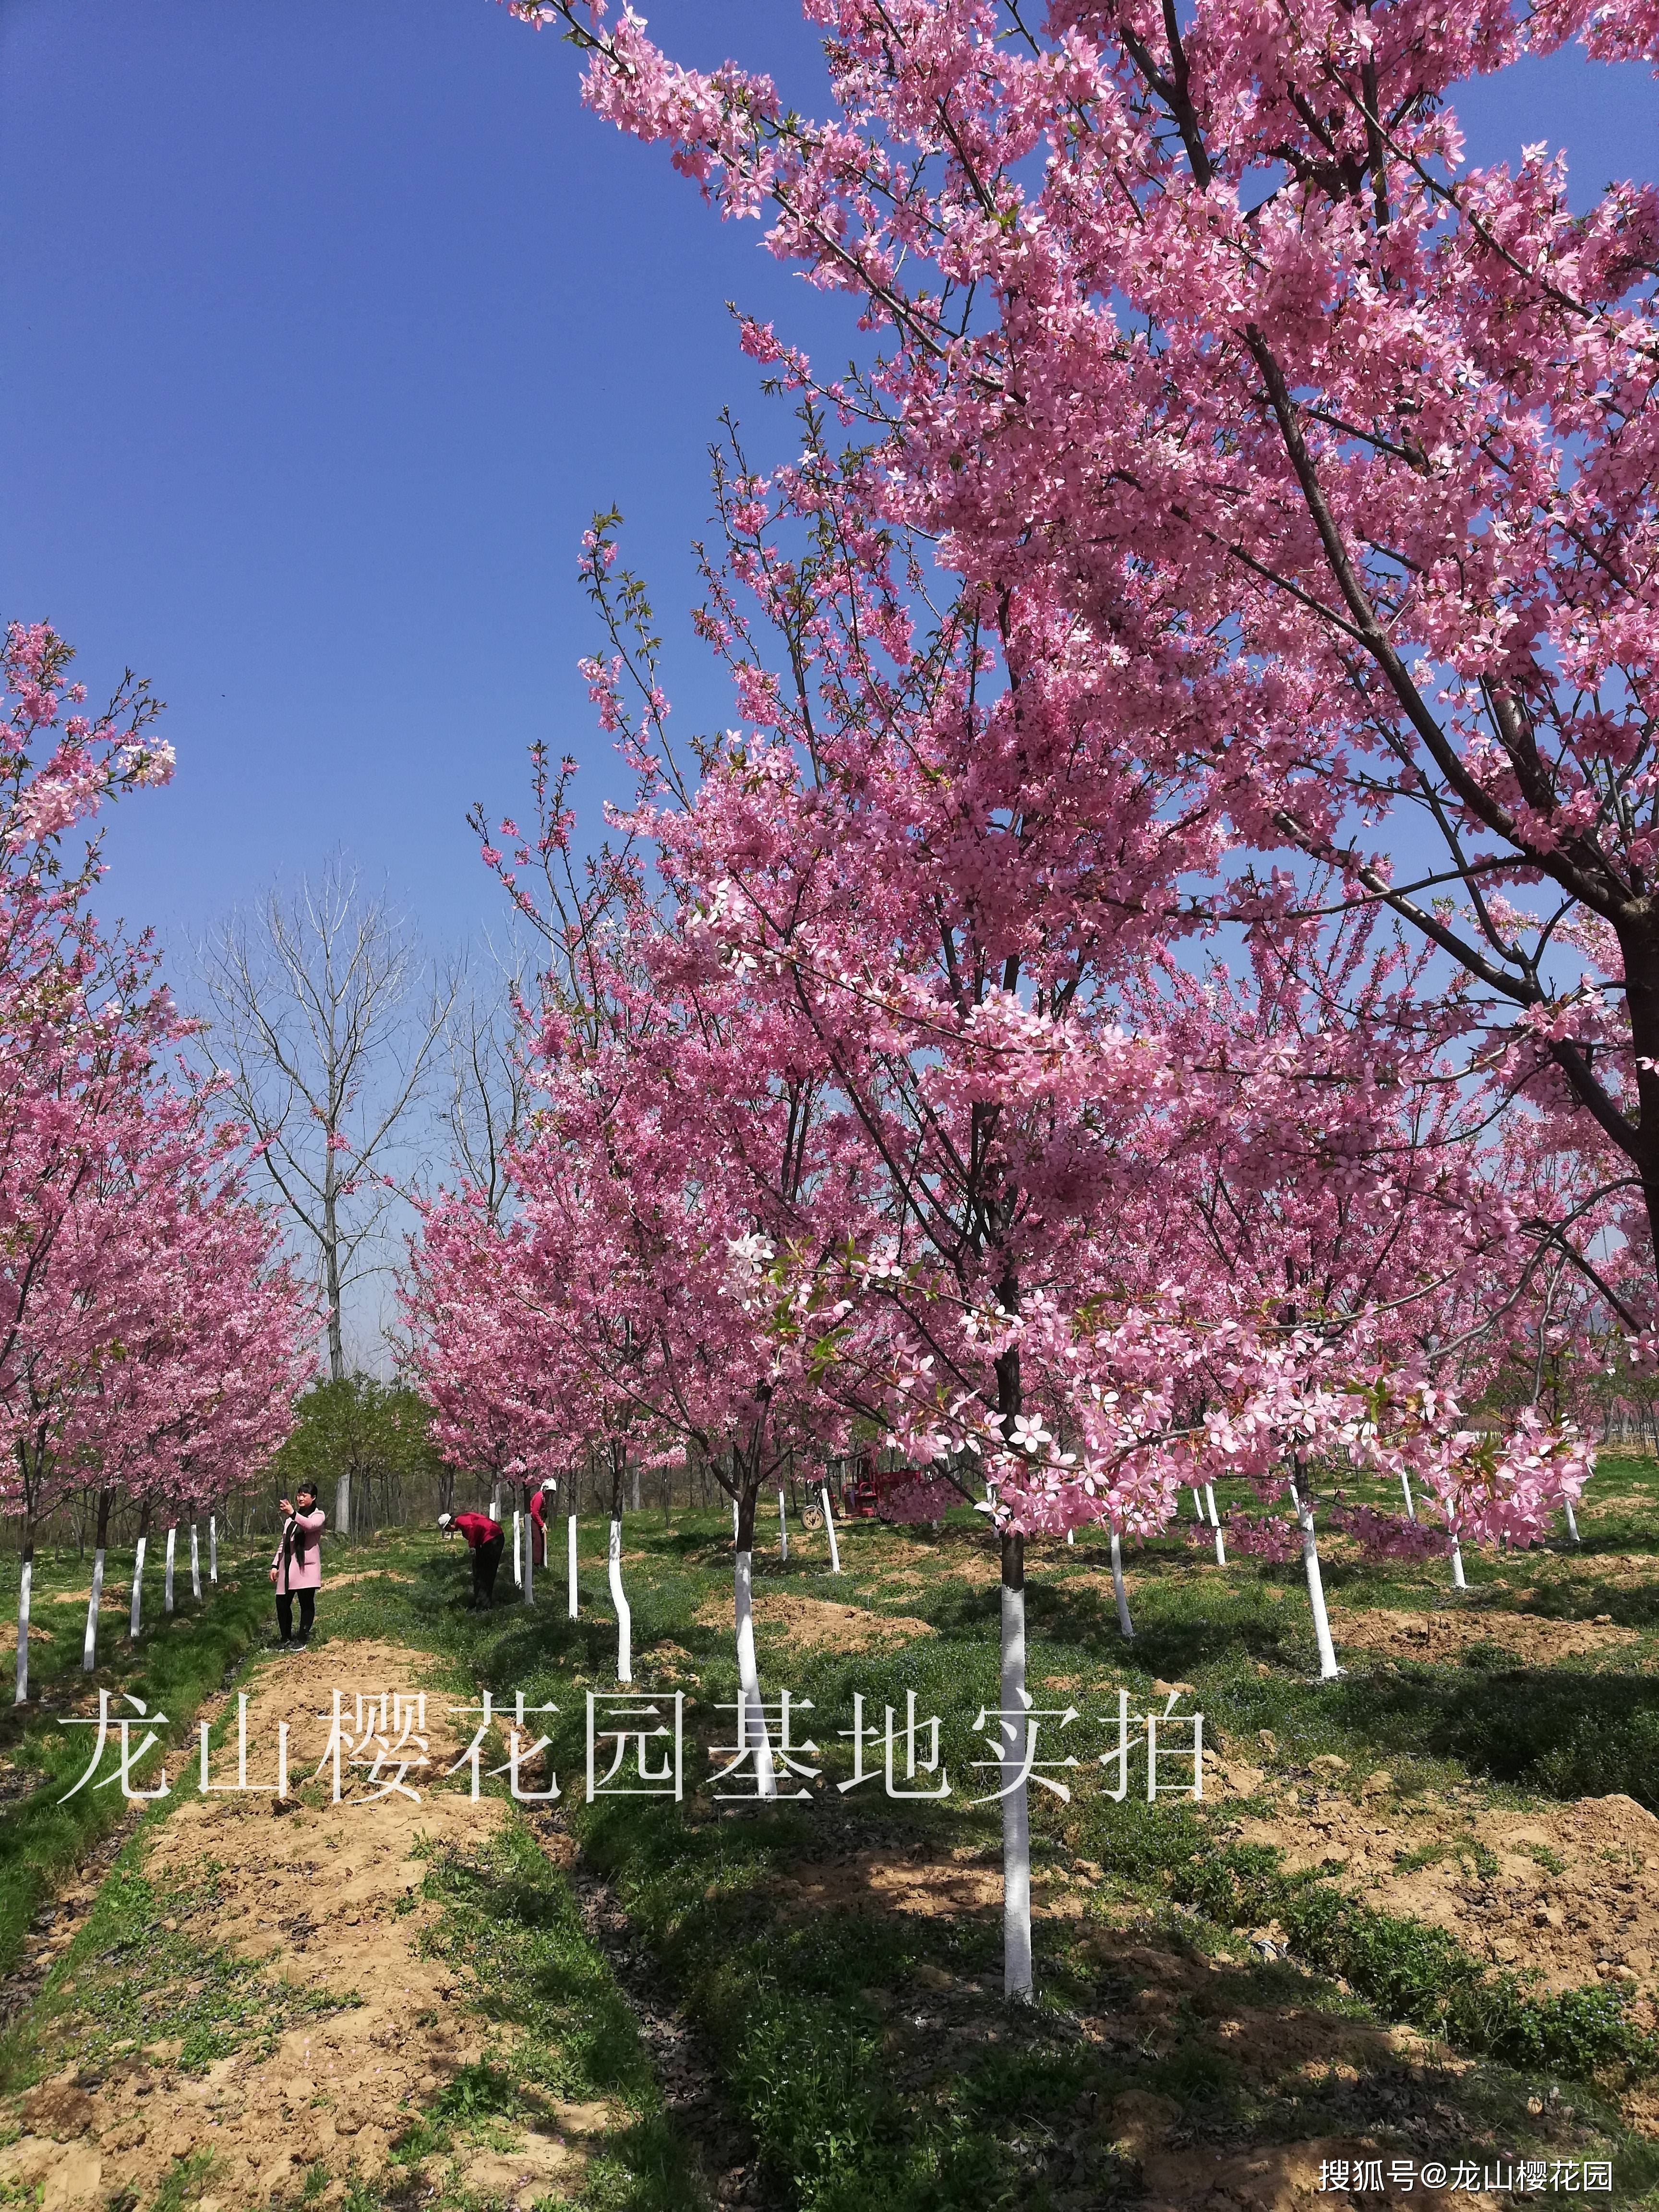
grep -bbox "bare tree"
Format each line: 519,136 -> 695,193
199,857 -> 453,1531
439,938 -> 531,1221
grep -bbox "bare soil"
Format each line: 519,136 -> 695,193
693,1589 -> 937,1654
0,1639 -> 613,2212
1327,1604 -> 1640,1665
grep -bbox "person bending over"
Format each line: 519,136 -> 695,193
438,1508 -> 505,1610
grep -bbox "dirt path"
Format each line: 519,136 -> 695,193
0,1638 -> 614,2212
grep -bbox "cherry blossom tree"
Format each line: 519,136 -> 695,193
506,0 -> 1659,1338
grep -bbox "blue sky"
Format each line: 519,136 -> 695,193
2,2 -> 1654,977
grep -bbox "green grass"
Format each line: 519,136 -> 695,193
0,1549 -> 275,1979
318,1486 -> 1659,2209
0,1836 -> 357,2098
7,1464 -> 1659,2209
375,1819 -> 704,2212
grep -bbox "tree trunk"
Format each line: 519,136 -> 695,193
13,1515 -> 34,1706
130,1500 -> 151,1641
733,1482 -> 777,1798
1450,1529 -> 1467,1590
164,1525 -> 177,1614
1289,1476 -> 1340,1679
323,1152 -> 346,1384
84,1488 -> 112,1672
522,1508 -> 535,1605
1563,1495 -> 1581,1544
607,1517 -> 632,1682
190,1521 -> 202,1600
777,1487 -> 788,1561
820,1483 -> 842,1574
209,1512 -> 218,1584
1400,1471 -> 1417,1522
335,1471 -> 351,1546
1204,1484 -> 1226,1566
512,1508 -> 523,1587
1109,1525 -> 1134,1640
567,1512 -> 579,1618
1000,1527 -> 1032,2000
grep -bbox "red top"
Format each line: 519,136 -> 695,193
529,1488 -> 549,1532
451,1511 -> 502,1549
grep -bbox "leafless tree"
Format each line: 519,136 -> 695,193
438,938 -> 532,1221
198,858 -> 454,1526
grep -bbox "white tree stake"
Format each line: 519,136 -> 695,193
1205,1484 -> 1226,1565
208,1515 -> 218,1584
164,1526 -> 176,1615
1110,1527 -> 1134,1640
523,1511 -> 534,1606
1450,1530 -> 1467,1590
733,1546 -> 777,1797
608,1518 -> 632,1682
14,1556 -> 33,1705
512,1510 -> 523,1588
190,1522 -> 202,1601
130,1535 -> 147,1640
820,1484 -> 842,1574
84,1549 -> 106,1672
1000,1569 -> 1033,2000
778,1488 -> 788,1561
1291,1482 -> 1340,1680
567,1513 -> 579,1618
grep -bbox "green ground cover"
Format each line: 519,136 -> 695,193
3,1461 -> 1659,2207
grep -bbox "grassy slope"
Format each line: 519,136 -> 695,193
6,1464 -> 1659,2209
317,1469 -> 1659,2210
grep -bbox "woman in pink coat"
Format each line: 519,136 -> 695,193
269,1483 -> 325,1648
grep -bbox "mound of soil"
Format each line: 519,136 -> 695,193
0,1639 -> 606,2212
694,1590 -> 936,1653
1328,1604 -> 1638,1664
1231,1783 -> 1659,2009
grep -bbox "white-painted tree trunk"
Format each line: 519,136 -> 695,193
733,1548 -> 777,1797
1000,1558 -> 1033,2000
567,1514 -> 579,1618
335,1472 -> 350,1545
523,1515 -> 534,1606
820,1485 -> 842,1574
1563,1496 -> 1581,1544
1399,1470 -> 1417,1522
512,1510 -> 523,1587
83,1550 -> 106,1672
130,1536 -> 147,1640
607,1518 -> 632,1683
1191,1486 -> 1205,1523
190,1523 -> 202,1601
164,1526 -> 176,1614
1291,1483 -> 1340,1680
14,1553 -> 33,1705
732,1496 -> 740,1543
1450,1531 -> 1467,1590
777,1488 -> 788,1561
208,1515 -> 218,1584
1204,1485 -> 1226,1565
1110,1526 -> 1134,1640
1066,1527 -> 1075,1546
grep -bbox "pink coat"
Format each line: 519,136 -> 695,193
272,1507 -> 325,1594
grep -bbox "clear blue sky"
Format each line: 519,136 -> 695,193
2,2 -> 1653,976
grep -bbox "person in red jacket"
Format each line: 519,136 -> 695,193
438,1509 -> 505,1610
528,1479 -> 555,1569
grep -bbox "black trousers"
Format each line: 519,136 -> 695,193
471,1534 -> 505,1606
276,1589 -> 315,1642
